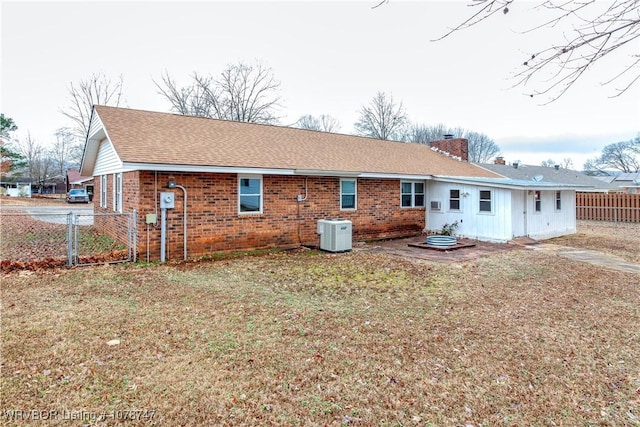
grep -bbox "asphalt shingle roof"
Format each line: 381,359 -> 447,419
94,106 -> 500,178
478,163 -> 614,190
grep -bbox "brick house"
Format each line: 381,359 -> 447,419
80,106 -> 577,261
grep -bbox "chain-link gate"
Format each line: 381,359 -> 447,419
71,212 -> 137,266
0,210 -> 136,268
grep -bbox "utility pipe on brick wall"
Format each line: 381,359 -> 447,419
167,179 -> 188,261
160,208 -> 167,262
175,184 -> 187,261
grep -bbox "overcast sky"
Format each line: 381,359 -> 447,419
2,0 -> 639,169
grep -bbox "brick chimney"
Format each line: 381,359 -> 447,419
494,156 -> 506,165
429,138 -> 469,162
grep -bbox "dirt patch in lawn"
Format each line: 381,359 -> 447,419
2,248 -> 639,426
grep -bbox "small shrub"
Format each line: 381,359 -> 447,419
438,221 -> 459,236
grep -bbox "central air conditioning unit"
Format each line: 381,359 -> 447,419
317,219 -> 352,252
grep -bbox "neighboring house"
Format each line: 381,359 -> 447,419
80,106 -> 579,260
30,175 -> 66,195
593,172 -> 640,194
66,169 -> 95,199
0,178 -> 32,197
479,160 -> 616,192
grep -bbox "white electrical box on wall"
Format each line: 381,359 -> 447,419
160,192 -> 175,209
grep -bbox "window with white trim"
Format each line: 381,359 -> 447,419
340,179 -> 357,210
479,190 -> 492,213
238,175 -> 262,214
449,189 -> 461,210
113,173 -> 122,212
100,175 -> 107,208
401,181 -> 425,208
555,191 -> 562,211
534,190 -> 542,212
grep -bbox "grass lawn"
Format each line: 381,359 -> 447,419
2,226 -> 639,426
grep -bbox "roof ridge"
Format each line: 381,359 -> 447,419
94,105 -> 415,146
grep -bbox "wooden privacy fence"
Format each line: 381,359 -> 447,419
576,192 -> 640,222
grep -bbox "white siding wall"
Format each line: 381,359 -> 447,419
87,114 -> 104,139
525,189 -> 576,239
428,184 -> 578,242
511,190 -> 526,237
427,182 -> 513,242
93,139 -> 123,176
5,184 -> 31,197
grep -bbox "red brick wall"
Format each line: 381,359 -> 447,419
95,171 -> 426,261
429,138 -> 469,161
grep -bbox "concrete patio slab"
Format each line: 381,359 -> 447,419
357,236 -> 519,262
358,236 -> 640,274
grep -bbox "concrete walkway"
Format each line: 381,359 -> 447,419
525,243 -> 640,274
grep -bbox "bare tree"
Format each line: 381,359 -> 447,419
455,1 -> 639,101
541,157 -> 573,168
155,71 -> 221,118
582,158 -> 601,173
402,123 -> 500,162
561,157 -> 574,169
221,62 -> 282,123
586,136 -> 640,173
466,131 -> 501,163
156,61 -> 282,124
17,133 -> 53,191
629,134 -> 640,155
402,123 -> 452,144
375,1 -> 640,102
295,114 -> 342,133
60,72 -> 124,139
50,128 -> 82,175
354,92 -> 408,140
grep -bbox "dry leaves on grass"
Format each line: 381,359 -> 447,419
0,210 -> 68,262
0,210 -> 128,269
550,220 -> 640,263
2,248 -> 639,426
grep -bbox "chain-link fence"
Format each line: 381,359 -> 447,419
72,212 -> 137,266
0,210 -> 136,269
